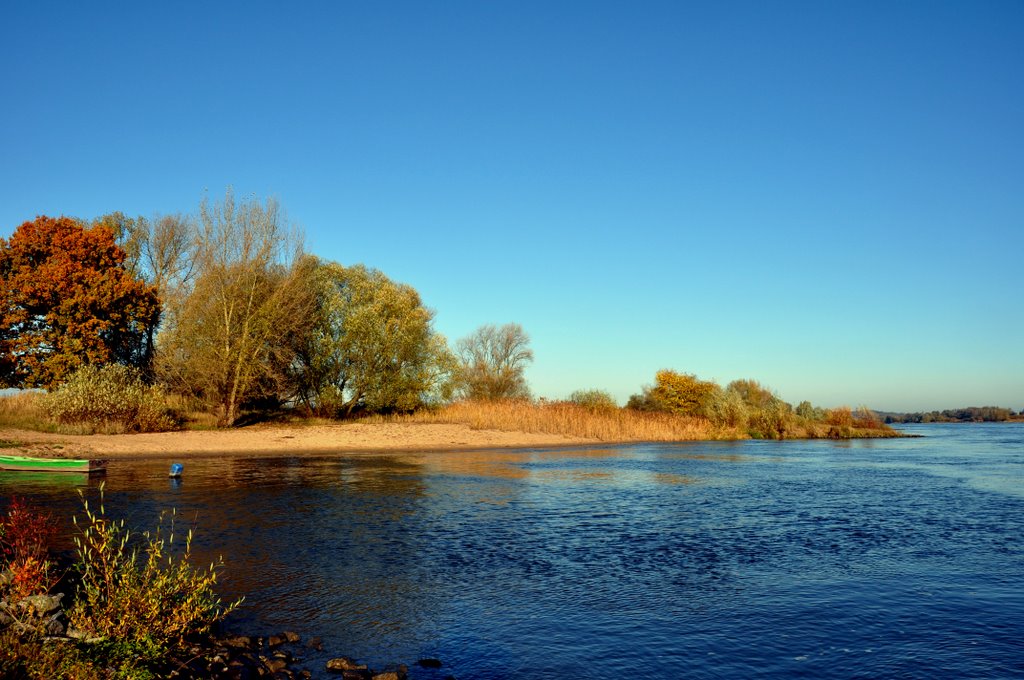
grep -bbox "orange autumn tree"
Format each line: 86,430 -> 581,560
0,216 -> 160,389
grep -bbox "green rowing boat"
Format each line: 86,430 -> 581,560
0,455 -> 107,473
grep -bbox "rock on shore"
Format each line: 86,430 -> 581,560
0,592 -> 420,680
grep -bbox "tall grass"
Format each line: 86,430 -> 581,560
374,399 -> 742,441
0,391 -> 56,432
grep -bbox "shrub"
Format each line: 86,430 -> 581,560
0,497 -> 60,602
313,384 -> 347,418
853,405 -> 881,429
0,629 -> 106,680
651,370 -> 719,417
706,387 -> 749,429
567,389 -> 618,411
68,487 -> 241,661
626,387 -> 667,412
826,406 -> 853,428
795,400 -> 824,421
748,399 -> 793,439
45,364 -> 180,433
825,406 -> 854,438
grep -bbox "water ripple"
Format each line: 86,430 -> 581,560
1,424 -> 1022,678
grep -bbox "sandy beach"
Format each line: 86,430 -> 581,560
0,422 -> 599,459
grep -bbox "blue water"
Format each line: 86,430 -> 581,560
2,423 -> 1023,678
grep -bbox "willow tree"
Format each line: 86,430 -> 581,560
158,190 -> 314,426
292,261 -> 454,416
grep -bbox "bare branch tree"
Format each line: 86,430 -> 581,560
157,189 -> 315,426
455,323 -> 533,400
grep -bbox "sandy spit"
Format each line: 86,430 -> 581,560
0,423 -> 601,460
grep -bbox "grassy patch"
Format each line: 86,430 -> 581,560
0,630 -> 108,680
367,399 -> 899,442
0,392 -> 60,433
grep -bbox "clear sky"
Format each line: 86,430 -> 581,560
2,1 -> 1021,412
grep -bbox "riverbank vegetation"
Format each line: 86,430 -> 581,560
377,380 -> 898,441
1,190 -> 898,440
880,406 -> 1022,423
374,398 -> 735,441
0,492 -> 239,679
624,371 -> 895,439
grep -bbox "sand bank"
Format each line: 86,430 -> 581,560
0,422 -> 599,459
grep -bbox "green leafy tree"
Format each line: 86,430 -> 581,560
292,261 -> 455,415
0,216 -> 160,388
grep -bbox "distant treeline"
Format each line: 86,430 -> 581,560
881,406 -> 1021,423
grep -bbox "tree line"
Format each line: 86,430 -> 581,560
881,407 -> 1020,423
0,190 -> 904,438
0,190 -> 534,427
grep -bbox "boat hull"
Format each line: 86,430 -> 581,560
0,456 -> 107,473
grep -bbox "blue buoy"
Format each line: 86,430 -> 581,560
169,463 -> 184,478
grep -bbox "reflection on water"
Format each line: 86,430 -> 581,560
0,470 -> 98,490
1,425 -> 1023,679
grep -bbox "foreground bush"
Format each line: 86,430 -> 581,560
45,364 -> 179,433
69,487 -> 241,662
0,630 -> 106,680
0,490 -> 241,678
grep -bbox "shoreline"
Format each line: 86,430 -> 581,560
0,422 -> 603,459
1,419 -> 910,461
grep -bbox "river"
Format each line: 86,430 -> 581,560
2,423 -> 1022,678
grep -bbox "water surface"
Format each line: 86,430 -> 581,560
2,423 -> 1022,678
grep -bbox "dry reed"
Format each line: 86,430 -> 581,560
0,391 -> 55,432
374,399 -> 742,442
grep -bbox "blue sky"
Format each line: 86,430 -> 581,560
2,1 -> 1021,411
